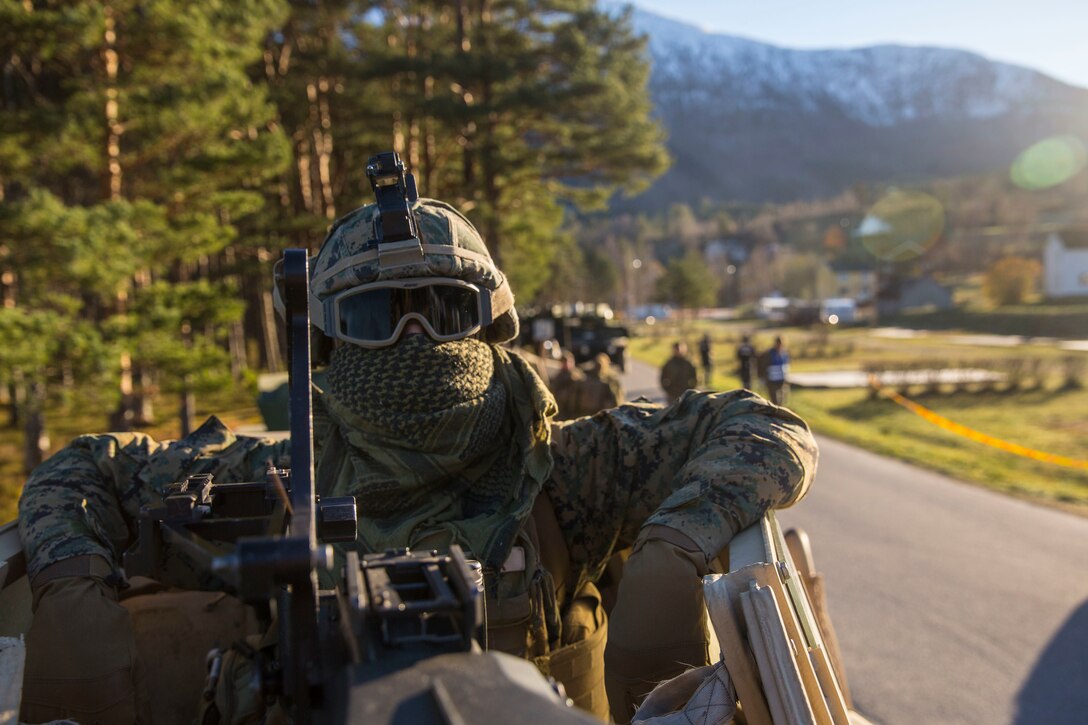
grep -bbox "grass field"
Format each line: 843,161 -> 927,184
630,324 -> 1088,514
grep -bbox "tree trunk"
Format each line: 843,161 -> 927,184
479,2 -> 501,266
221,247 -> 248,377
455,1 -> 476,194
313,78 -> 336,221
296,134 -> 315,214
257,248 -> 283,372
5,379 -> 22,429
22,381 -> 48,474
229,320 -> 247,378
179,378 -> 195,437
111,349 -> 136,431
103,4 -> 140,431
134,368 -> 154,425
132,269 -> 154,426
102,4 -> 123,202
0,269 -> 15,309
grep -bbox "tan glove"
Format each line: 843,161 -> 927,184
21,559 -> 152,724
604,533 -> 711,724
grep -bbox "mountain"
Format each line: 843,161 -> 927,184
611,4 -> 1088,206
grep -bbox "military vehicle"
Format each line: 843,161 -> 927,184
521,303 -> 630,372
0,496 -> 864,723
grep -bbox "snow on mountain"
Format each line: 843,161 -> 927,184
601,2 -> 1088,204
623,6 -> 1070,127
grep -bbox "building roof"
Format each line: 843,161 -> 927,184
1057,229 -> 1088,249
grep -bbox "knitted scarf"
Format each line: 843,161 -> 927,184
318,336 -> 556,568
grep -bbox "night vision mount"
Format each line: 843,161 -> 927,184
366,152 -> 425,271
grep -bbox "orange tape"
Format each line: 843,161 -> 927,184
877,386 -> 1088,470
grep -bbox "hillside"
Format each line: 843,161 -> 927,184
611,4 -> 1088,207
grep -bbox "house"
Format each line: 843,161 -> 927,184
704,234 -> 758,267
825,260 -> 877,302
1043,230 -> 1088,298
877,274 -> 953,317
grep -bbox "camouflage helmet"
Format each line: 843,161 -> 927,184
308,197 -> 518,344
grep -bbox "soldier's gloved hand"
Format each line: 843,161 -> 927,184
604,531 -> 712,725
21,560 -> 152,724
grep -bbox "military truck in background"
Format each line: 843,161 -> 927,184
521,302 -> 630,372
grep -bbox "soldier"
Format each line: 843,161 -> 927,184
18,170 -> 817,724
736,334 -> 756,390
762,336 -> 791,405
550,351 -> 589,420
583,352 -> 624,412
659,341 -> 699,404
698,333 -> 713,387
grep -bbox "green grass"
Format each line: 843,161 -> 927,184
630,326 -> 1088,514
0,383 -> 263,524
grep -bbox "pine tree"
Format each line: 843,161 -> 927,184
0,0 -> 289,436
354,0 -> 668,299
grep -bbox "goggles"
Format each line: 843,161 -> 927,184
312,277 -> 493,348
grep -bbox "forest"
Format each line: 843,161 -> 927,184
0,0 -> 669,471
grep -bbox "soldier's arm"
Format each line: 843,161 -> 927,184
546,390 -> 817,584
18,416 -> 289,585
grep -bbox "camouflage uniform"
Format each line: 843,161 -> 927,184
660,353 -> 699,403
19,384 -> 815,721
549,365 -> 589,421
21,386 -> 814,596
18,192 -> 818,724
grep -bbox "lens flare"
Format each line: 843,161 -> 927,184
1010,135 -> 1087,190
857,189 -> 945,262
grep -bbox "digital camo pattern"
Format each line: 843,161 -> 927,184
547,389 -> 818,593
19,417 -> 289,586
20,379 -> 816,595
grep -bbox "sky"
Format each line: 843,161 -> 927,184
623,0 -> 1088,89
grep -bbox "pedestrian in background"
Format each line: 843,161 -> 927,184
763,336 -> 791,405
698,333 -> 713,387
587,352 -> 625,409
660,341 -> 699,403
736,335 -> 756,390
550,351 -> 588,420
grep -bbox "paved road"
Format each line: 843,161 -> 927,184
623,359 -> 1088,725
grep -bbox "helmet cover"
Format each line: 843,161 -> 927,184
310,198 -> 518,344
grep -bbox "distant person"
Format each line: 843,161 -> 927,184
736,335 -> 756,390
698,334 -> 713,387
660,342 -> 699,403
763,336 -> 791,405
586,352 -> 624,410
550,351 -> 588,420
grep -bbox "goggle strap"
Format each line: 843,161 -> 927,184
309,291 -> 328,333
480,288 -> 494,326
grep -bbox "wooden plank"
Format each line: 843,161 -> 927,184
740,583 -> 816,725
703,573 -> 773,725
